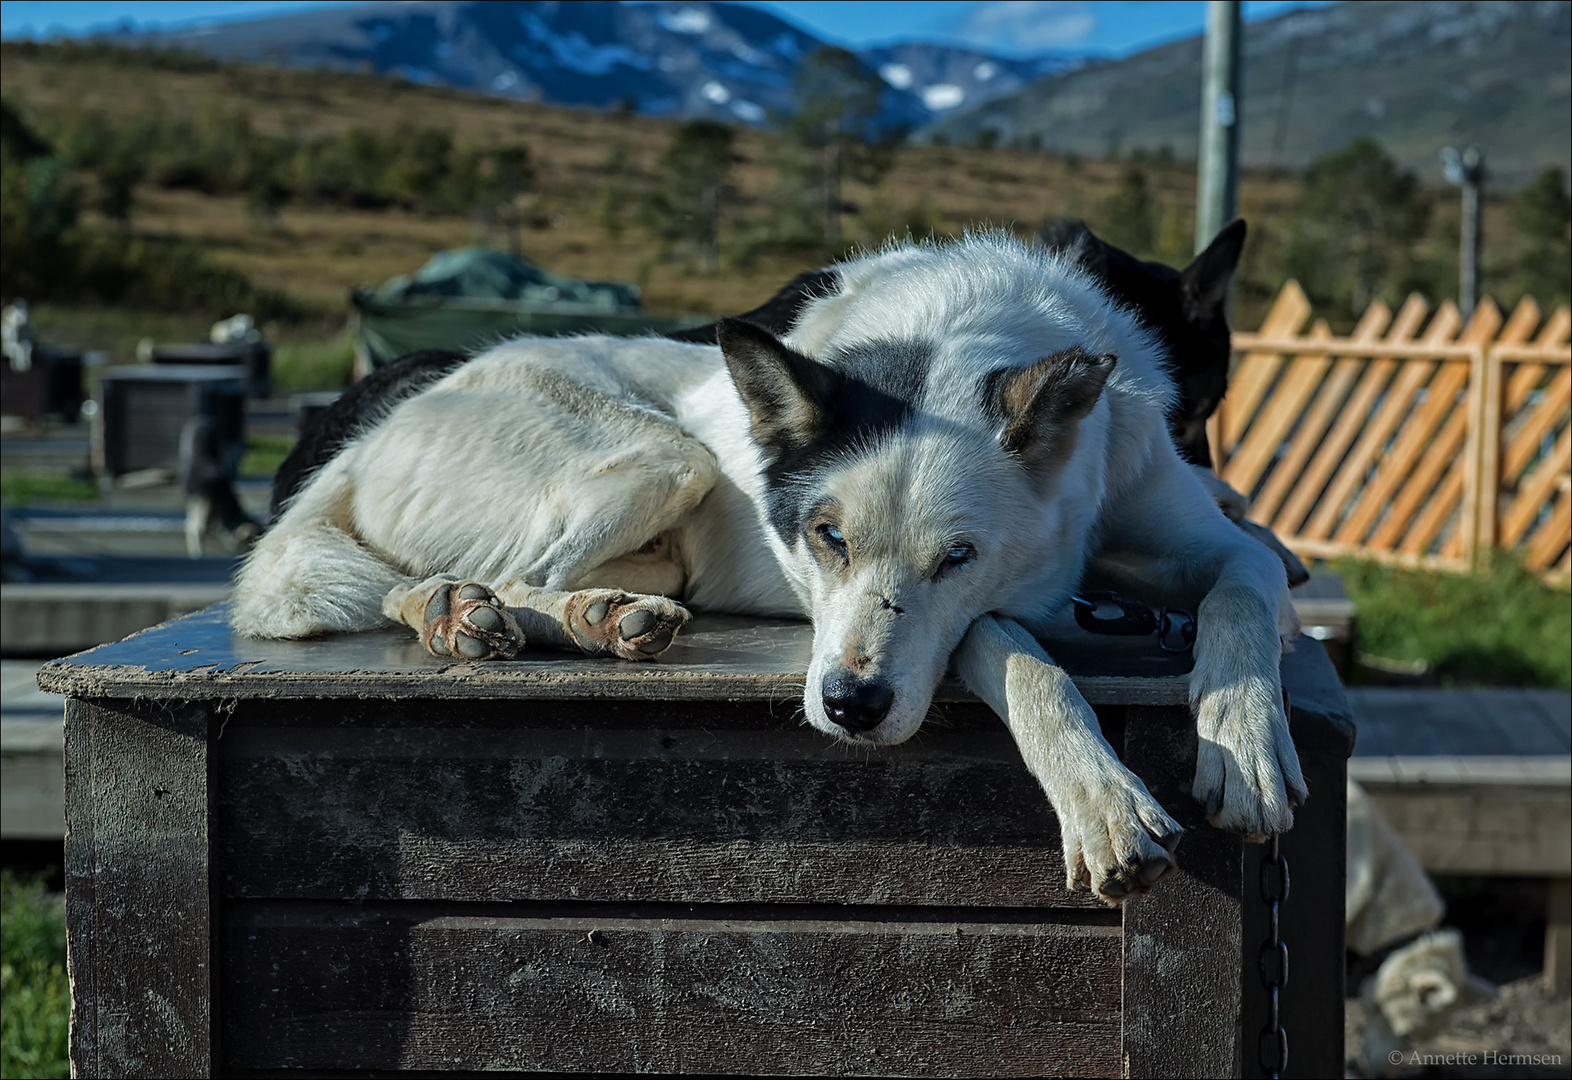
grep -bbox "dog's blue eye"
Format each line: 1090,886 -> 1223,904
942,544 -> 975,569
818,524 -> 846,549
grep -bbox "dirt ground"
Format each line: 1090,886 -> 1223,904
1347,878 -> 1571,1079
1346,977 -> 1570,1079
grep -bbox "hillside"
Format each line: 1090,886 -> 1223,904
928,0 -> 1571,188
117,0 -> 1065,132
0,43 -> 1257,325
3,42 -> 1560,375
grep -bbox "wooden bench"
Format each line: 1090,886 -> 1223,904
1346,688 -> 1572,995
39,607 -> 1353,1078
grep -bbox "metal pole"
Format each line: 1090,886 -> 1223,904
1442,146 -> 1485,320
1196,0 -> 1242,254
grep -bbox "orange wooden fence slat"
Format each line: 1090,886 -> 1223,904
1501,367 -> 1572,487
1269,297 -> 1428,536
1303,357 -> 1437,540
1247,303 -> 1393,523
1220,282 -> 1312,451
1534,304 -> 1570,347
1499,426 -> 1572,548
1401,459 -> 1467,558
1337,361 -> 1473,545
1328,303 -> 1466,544
1475,299 -> 1552,553
1526,492 -> 1572,572
1221,322 -> 1333,497
1371,406 -> 1469,549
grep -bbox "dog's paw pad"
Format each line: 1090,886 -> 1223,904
569,591 -> 690,660
619,609 -> 655,639
422,582 -> 522,661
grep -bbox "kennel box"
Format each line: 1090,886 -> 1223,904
151,342 -> 272,400
1,345 -> 85,423
94,365 -> 248,480
40,608 -> 1352,1079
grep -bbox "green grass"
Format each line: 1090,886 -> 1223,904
272,334 -> 355,393
1,872 -> 70,1080
0,473 -> 100,506
1335,554 -> 1572,688
238,434 -> 296,478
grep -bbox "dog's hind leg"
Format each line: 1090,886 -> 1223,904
381,578 -> 525,660
383,575 -> 689,661
232,467 -> 412,640
954,614 -> 1183,905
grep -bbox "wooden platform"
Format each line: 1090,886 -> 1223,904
42,607 -> 1353,1079
1345,686 -> 1571,996
1346,687 -> 1570,876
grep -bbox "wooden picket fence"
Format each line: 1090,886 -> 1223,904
1211,282 -> 1572,580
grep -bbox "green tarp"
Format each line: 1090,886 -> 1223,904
352,248 -> 706,369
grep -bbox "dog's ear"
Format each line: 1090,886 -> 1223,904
717,318 -> 837,452
1181,218 -> 1246,323
1041,218 -> 1109,278
988,346 -> 1117,471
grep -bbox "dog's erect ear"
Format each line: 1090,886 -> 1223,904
1181,218 -> 1247,322
717,318 -> 837,452
1041,218 -> 1109,277
989,346 -> 1117,469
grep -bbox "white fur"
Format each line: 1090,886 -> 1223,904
233,233 -> 1306,899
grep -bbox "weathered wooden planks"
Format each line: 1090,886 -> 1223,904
213,698 -> 1103,908
53,610 -> 1354,1078
222,901 -> 1123,1076
66,699 -> 217,1079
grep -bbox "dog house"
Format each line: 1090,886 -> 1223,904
41,608 -> 1351,1078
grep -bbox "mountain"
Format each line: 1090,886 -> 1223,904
924,0 -> 1571,187
118,0 -> 1056,130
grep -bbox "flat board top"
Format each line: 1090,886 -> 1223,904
38,603 -> 1204,705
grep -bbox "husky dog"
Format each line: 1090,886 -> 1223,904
235,233 -> 1306,903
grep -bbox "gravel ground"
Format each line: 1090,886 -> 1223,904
1347,977 -> 1571,1078
1347,878 -> 1570,1079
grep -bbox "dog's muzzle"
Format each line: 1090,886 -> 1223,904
821,672 -> 894,734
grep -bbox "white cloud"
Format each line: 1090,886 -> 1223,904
701,80 -> 731,104
949,1 -> 1098,52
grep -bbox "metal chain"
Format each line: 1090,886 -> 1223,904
1258,834 -> 1290,1078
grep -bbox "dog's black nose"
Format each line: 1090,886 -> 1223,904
822,675 -> 894,733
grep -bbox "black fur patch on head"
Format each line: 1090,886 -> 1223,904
1041,218 -> 1246,467
718,320 -> 934,543
668,268 -> 842,344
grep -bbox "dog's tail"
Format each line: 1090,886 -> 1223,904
230,457 -> 410,639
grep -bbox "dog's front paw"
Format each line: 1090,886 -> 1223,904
1190,675 -> 1308,839
423,582 -> 523,660
568,591 -> 691,660
1060,776 -> 1183,906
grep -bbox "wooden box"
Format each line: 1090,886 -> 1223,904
94,365 -> 248,480
40,608 -> 1353,1078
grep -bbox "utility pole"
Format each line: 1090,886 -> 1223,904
1196,0 -> 1241,254
1194,1 -> 1241,473
1441,146 -> 1485,320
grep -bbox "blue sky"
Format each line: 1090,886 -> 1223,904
0,1 -> 1332,56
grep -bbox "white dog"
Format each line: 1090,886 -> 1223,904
233,234 -> 1306,903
